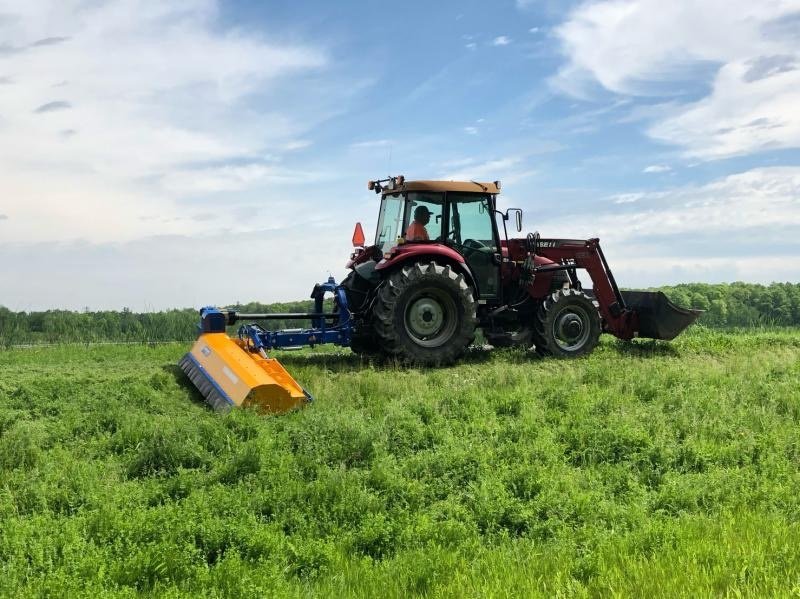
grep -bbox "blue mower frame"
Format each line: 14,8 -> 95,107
198,276 -> 354,352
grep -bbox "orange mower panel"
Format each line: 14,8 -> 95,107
179,333 -> 310,414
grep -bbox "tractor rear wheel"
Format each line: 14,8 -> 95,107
372,261 -> 477,366
534,289 -> 600,357
349,329 -> 381,356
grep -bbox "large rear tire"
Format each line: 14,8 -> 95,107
349,329 -> 381,356
534,289 -> 600,357
372,261 -> 477,366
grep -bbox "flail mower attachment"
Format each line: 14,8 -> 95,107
179,277 -> 352,414
179,333 -> 311,414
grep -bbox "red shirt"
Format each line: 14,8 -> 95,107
405,222 -> 429,241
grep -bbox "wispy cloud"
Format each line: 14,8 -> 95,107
643,164 -> 671,173
540,167 -> 800,241
283,139 -> 312,151
33,100 -> 71,113
492,36 -> 512,46
648,61 -> 800,159
160,164 -> 283,195
552,0 -> 800,160
31,36 -> 70,47
611,192 -> 649,204
0,0 -> 329,244
350,139 -> 391,149
440,156 -> 534,185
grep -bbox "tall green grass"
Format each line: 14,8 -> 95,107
1,328 -> 799,596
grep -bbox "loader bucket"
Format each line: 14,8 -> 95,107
179,333 -> 311,414
620,290 -> 703,340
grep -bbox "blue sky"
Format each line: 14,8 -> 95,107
0,0 -> 799,310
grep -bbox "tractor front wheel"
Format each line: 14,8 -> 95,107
534,289 -> 601,357
373,261 -> 477,366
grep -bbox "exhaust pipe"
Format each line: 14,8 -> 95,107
620,290 -> 703,340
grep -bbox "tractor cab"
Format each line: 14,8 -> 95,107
369,177 -> 507,299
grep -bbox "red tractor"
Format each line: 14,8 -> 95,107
342,176 -> 700,365
180,175 -> 703,414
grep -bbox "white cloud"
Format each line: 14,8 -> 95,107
539,166 -> 800,241
529,27 -> 540,33
350,139 -> 391,149
603,255 -> 800,288
463,126 -> 479,135
648,61 -> 800,159
610,192 -> 649,203
0,0 -> 328,243
440,156 -> 534,185
492,36 -> 512,46
0,224 -> 355,311
553,0 -> 800,159
643,164 -> 671,173
283,139 -> 313,151
160,164 -> 294,196
530,166 -> 800,285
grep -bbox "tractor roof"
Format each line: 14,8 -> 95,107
382,180 -> 501,195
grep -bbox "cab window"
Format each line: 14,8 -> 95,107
403,192 -> 444,242
447,194 -> 496,250
375,193 -> 404,254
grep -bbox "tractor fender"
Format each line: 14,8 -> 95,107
375,245 -> 476,289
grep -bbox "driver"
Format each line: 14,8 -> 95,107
405,205 -> 431,242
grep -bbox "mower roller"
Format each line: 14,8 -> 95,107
181,176 -> 702,414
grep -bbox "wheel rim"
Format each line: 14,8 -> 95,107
404,289 -> 458,347
551,304 -> 591,352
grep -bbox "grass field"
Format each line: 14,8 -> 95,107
1,328 -> 800,597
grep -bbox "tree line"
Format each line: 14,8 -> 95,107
0,282 -> 798,346
0,300 -> 321,346
659,282 -> 800,328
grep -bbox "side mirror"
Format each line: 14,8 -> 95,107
504,208 -> 523,233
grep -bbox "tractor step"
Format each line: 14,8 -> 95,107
180,333 -> 312,414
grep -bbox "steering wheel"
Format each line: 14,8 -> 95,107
463,238 -> 489,250
461,239 -> 491,259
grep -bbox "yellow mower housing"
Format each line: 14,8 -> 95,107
179,333 -> 310,414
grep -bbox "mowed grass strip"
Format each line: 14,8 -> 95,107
0,327 -> 799,597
